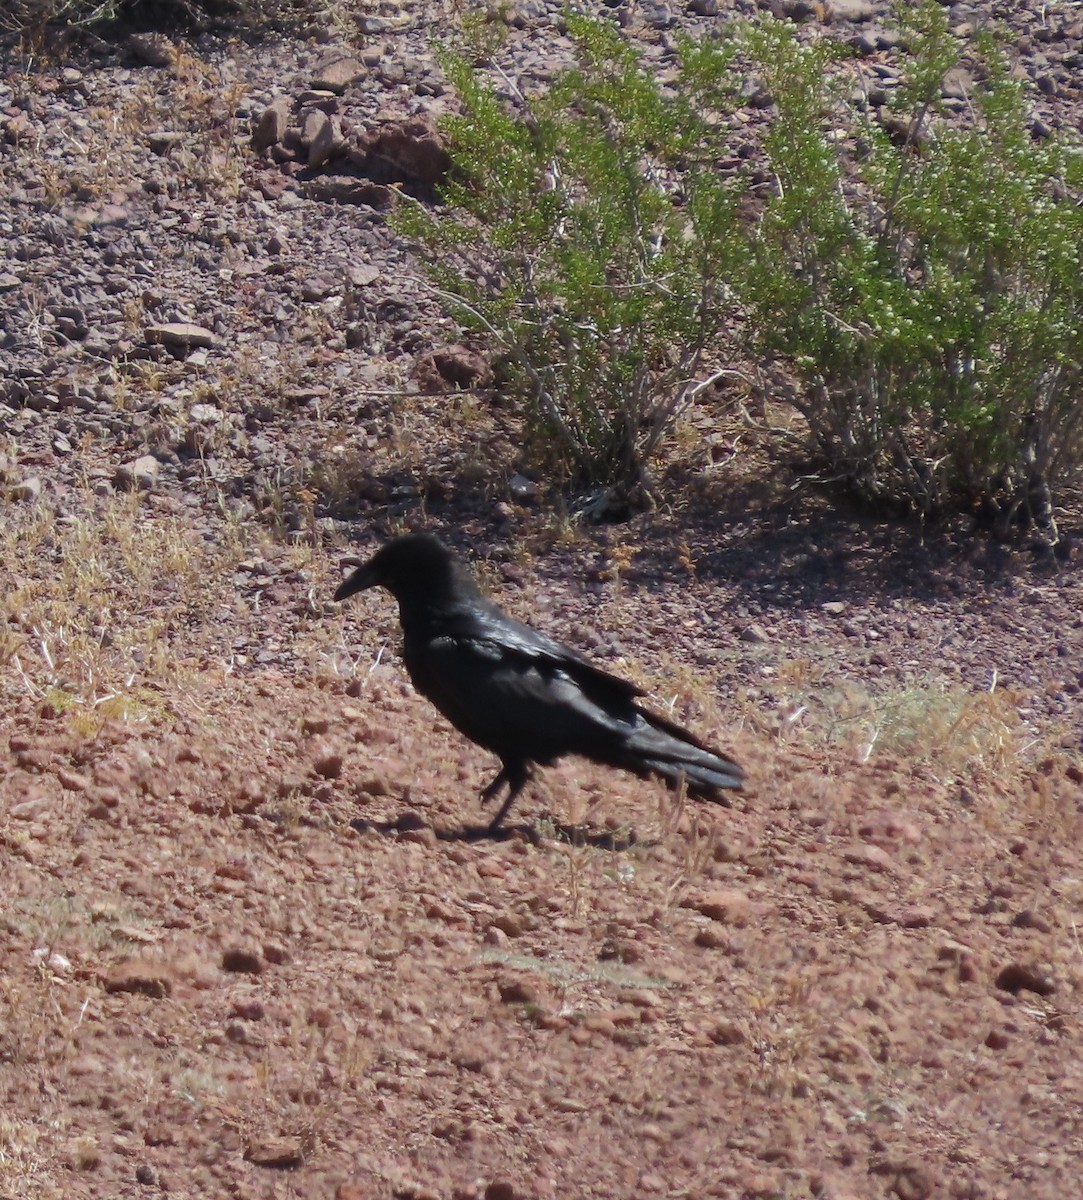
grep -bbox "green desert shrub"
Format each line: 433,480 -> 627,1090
396,12 -> 745,504
740,2 -> 1083,540
409,3 -> 1083,535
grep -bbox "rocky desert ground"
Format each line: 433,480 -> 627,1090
2,1 -> 1082,1197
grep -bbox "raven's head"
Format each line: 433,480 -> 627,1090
333,533 -> 464,605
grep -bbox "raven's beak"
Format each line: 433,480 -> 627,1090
333,560 -> 378,603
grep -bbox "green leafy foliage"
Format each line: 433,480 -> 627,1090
396,11 -> 744,498
740,2 -> 1083,535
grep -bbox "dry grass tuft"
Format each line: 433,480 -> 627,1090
0,490 -> 248,725
0,1115 -> 55,1198
760,659 -> 1026,782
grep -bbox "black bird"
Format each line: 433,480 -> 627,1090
334,534 -> 744,831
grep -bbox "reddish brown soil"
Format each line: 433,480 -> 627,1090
2,2 -> 1083,1198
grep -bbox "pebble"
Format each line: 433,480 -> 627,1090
114,455 -> 159,492
221,947 -> 266,975
829,0 -> 875,19
145,322 -> 218,350
686,888 -> 754,924
995,962 -> 1055,997
11,475 -> 41,502
127,33 -> 176,67
252,96 -> 291,150
312,55 -> 365,94
244,1136 -> 304,1168
103,959 -> 173,998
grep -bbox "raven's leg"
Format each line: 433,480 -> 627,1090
481,760 -> 531,832
480,765 -> 511,805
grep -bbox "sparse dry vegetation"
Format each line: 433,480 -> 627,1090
1,491 -> 240,720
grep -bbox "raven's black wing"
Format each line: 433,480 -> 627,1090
403,598 -> 743,795
451,597 -> 647,702
401,599 -> 641,762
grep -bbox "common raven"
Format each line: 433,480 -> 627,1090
334,534 -> 744,831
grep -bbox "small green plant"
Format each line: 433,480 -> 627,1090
397,11 -> 744,502
740,2 -> 1083,538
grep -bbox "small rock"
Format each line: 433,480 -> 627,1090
829,0 -> 875,20
942,67 -> 974,101
263,942 -> 290,966
103,959 -> 173,998
995,962 -> 1055,997
128,33 -> 176,67
313,750 -> 343,779
643,2 -> 676,28
1012,909 -> 1052,933
252,96 -> 291,151
296,89 -> 338,109
244,1136 -> 304,1169
687,889 -> 753,925
985,1027 -> 1011,1050
933,941 -> 979,983
619,988 -> 661,1010
222,947 -> 266,975
57,768 -> 91,791
498,976 -> 543,1005
693,926 -> 728,949
31,948 -> 71,974
865,902 -> 936,929
822,601 -> 847,615
490,912 -> 528,937
114,455 -> 159,492
312,55 -> 365,94
300,108 -> 329,147
147,131 -> 185,154
871,1158 -> 936,1200
347,263 -> 380,287
739,622 -> 769,643
844,843 -> 896,873
189,403 -> 222,429
301,276 -> 337,302
10,793 -> 50,820
11,476 -> 41,502
145,322 -> 218,350
303,179 -> 392,208
3,112 -> 34,144
414,346 -> 491,392
707,1018 -> 745,1045
363,114 -> 451,186
231,999 -> 266,1020
509,474 -> 538,502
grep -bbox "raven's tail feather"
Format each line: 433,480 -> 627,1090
612,714 -> 745,799
634,755 -> 744,798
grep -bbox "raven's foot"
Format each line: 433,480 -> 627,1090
480,761 -> 532,832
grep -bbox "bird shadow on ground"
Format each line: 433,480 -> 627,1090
350,814 -> 642,852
